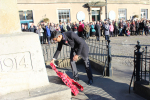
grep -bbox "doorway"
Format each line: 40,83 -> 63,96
92,10 -> 100,21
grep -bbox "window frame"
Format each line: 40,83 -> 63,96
58,9 -> 71,23
141,9 -> 148,19
118,8 -> 127,21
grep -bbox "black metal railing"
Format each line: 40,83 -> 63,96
86,39 -> 108,63
42,44 -> 71,62
42,38 -> 112,76
129,41 -> 150,93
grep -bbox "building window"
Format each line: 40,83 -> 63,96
58,9 -> 70,23
141,9 -> 148,19
19,10 -> 33,29
118,9 -> 127,20
92,10 -> 100,21
19,10 -> 33,20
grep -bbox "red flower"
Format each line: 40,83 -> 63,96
65,41 -> 68,44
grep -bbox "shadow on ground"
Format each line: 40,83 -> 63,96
47,63 -> 145,100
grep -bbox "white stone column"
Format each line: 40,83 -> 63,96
0,0 -> 49,96
0,0 -> 21,34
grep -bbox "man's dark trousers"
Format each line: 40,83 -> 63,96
70,49 -> 93,80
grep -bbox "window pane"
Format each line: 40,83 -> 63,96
58,9 -> 70,23
59,15 -> 61,19
141,9 -> 148,19
118,9 -> 126,20
67,10 -> 69,14
19,11 -> 25,20
26,10 -> 33,20
64,11 -> 66,14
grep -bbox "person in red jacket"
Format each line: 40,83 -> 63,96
78,21 -> 84,37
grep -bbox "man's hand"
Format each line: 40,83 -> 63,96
50,59 -> 54,64
73,55 -> 78,61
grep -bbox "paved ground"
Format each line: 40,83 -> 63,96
48,35 -> 150,100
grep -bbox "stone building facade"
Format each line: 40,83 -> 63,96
17,0 -> 150,26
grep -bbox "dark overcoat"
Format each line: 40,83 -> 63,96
95,24 -> 100,36
53,31 -> 89,60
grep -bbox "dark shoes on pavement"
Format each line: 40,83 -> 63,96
74,77 -> 93,85
88,79 -> 93,85
74,77 -> 79,81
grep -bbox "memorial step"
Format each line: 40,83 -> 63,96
0,68 -> 71,100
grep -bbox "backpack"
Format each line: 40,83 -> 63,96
74,25 -> 77,29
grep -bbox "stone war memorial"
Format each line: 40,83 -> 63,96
0,0 -> 71,100
0,0 -> 50,95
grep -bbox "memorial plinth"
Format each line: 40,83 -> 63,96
0,0 -> 21,34
0,33 -> 49,95
0,0 -> 49,96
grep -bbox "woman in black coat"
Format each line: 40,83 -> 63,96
95,21 -> 100,41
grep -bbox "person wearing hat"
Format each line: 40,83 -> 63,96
104,21 -> 110,40
50,30 -> 93,85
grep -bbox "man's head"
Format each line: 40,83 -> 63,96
97,21 -> 99,24
51,30 -> 63,42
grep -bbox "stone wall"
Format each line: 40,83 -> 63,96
17,0 -> 105,3
17,0 -> 150,4
108,0 -> 150,4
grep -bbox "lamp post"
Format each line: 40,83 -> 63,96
105,0 -> 107,19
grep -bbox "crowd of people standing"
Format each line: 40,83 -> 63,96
21,18 -> 150,44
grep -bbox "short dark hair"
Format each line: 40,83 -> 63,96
51,30 -> 61,39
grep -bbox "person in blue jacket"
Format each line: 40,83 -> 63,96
46,25 -> 51,44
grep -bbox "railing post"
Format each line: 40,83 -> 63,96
135,41 -> 142,81
107,39 -> 112,77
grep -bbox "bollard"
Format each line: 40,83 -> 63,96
107,39 -> 112,77
135,41 -> 142,81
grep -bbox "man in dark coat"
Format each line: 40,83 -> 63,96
119,20 -> 123,36
95,21 -> 101,41
135,20 -> 139,35
114,20 -> 118,37
50,31 -> 93,85
41,22 -> 47,44
29,23 -> 35,32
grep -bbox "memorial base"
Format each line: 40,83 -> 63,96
0,32 -> 49,95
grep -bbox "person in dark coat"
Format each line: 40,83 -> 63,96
67,23 -> 71,31
29,23 -> 35,32
50,31 -> 93,85
114,20 -> 118,37
119,20 -> 123,36
135,20 -> 139,35
22,25 -> 29,32
71,22 -> 78,35
94,21 -> 101,41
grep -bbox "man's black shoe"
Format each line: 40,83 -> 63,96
74,77 -> 79,81
88,79 -> 93,85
